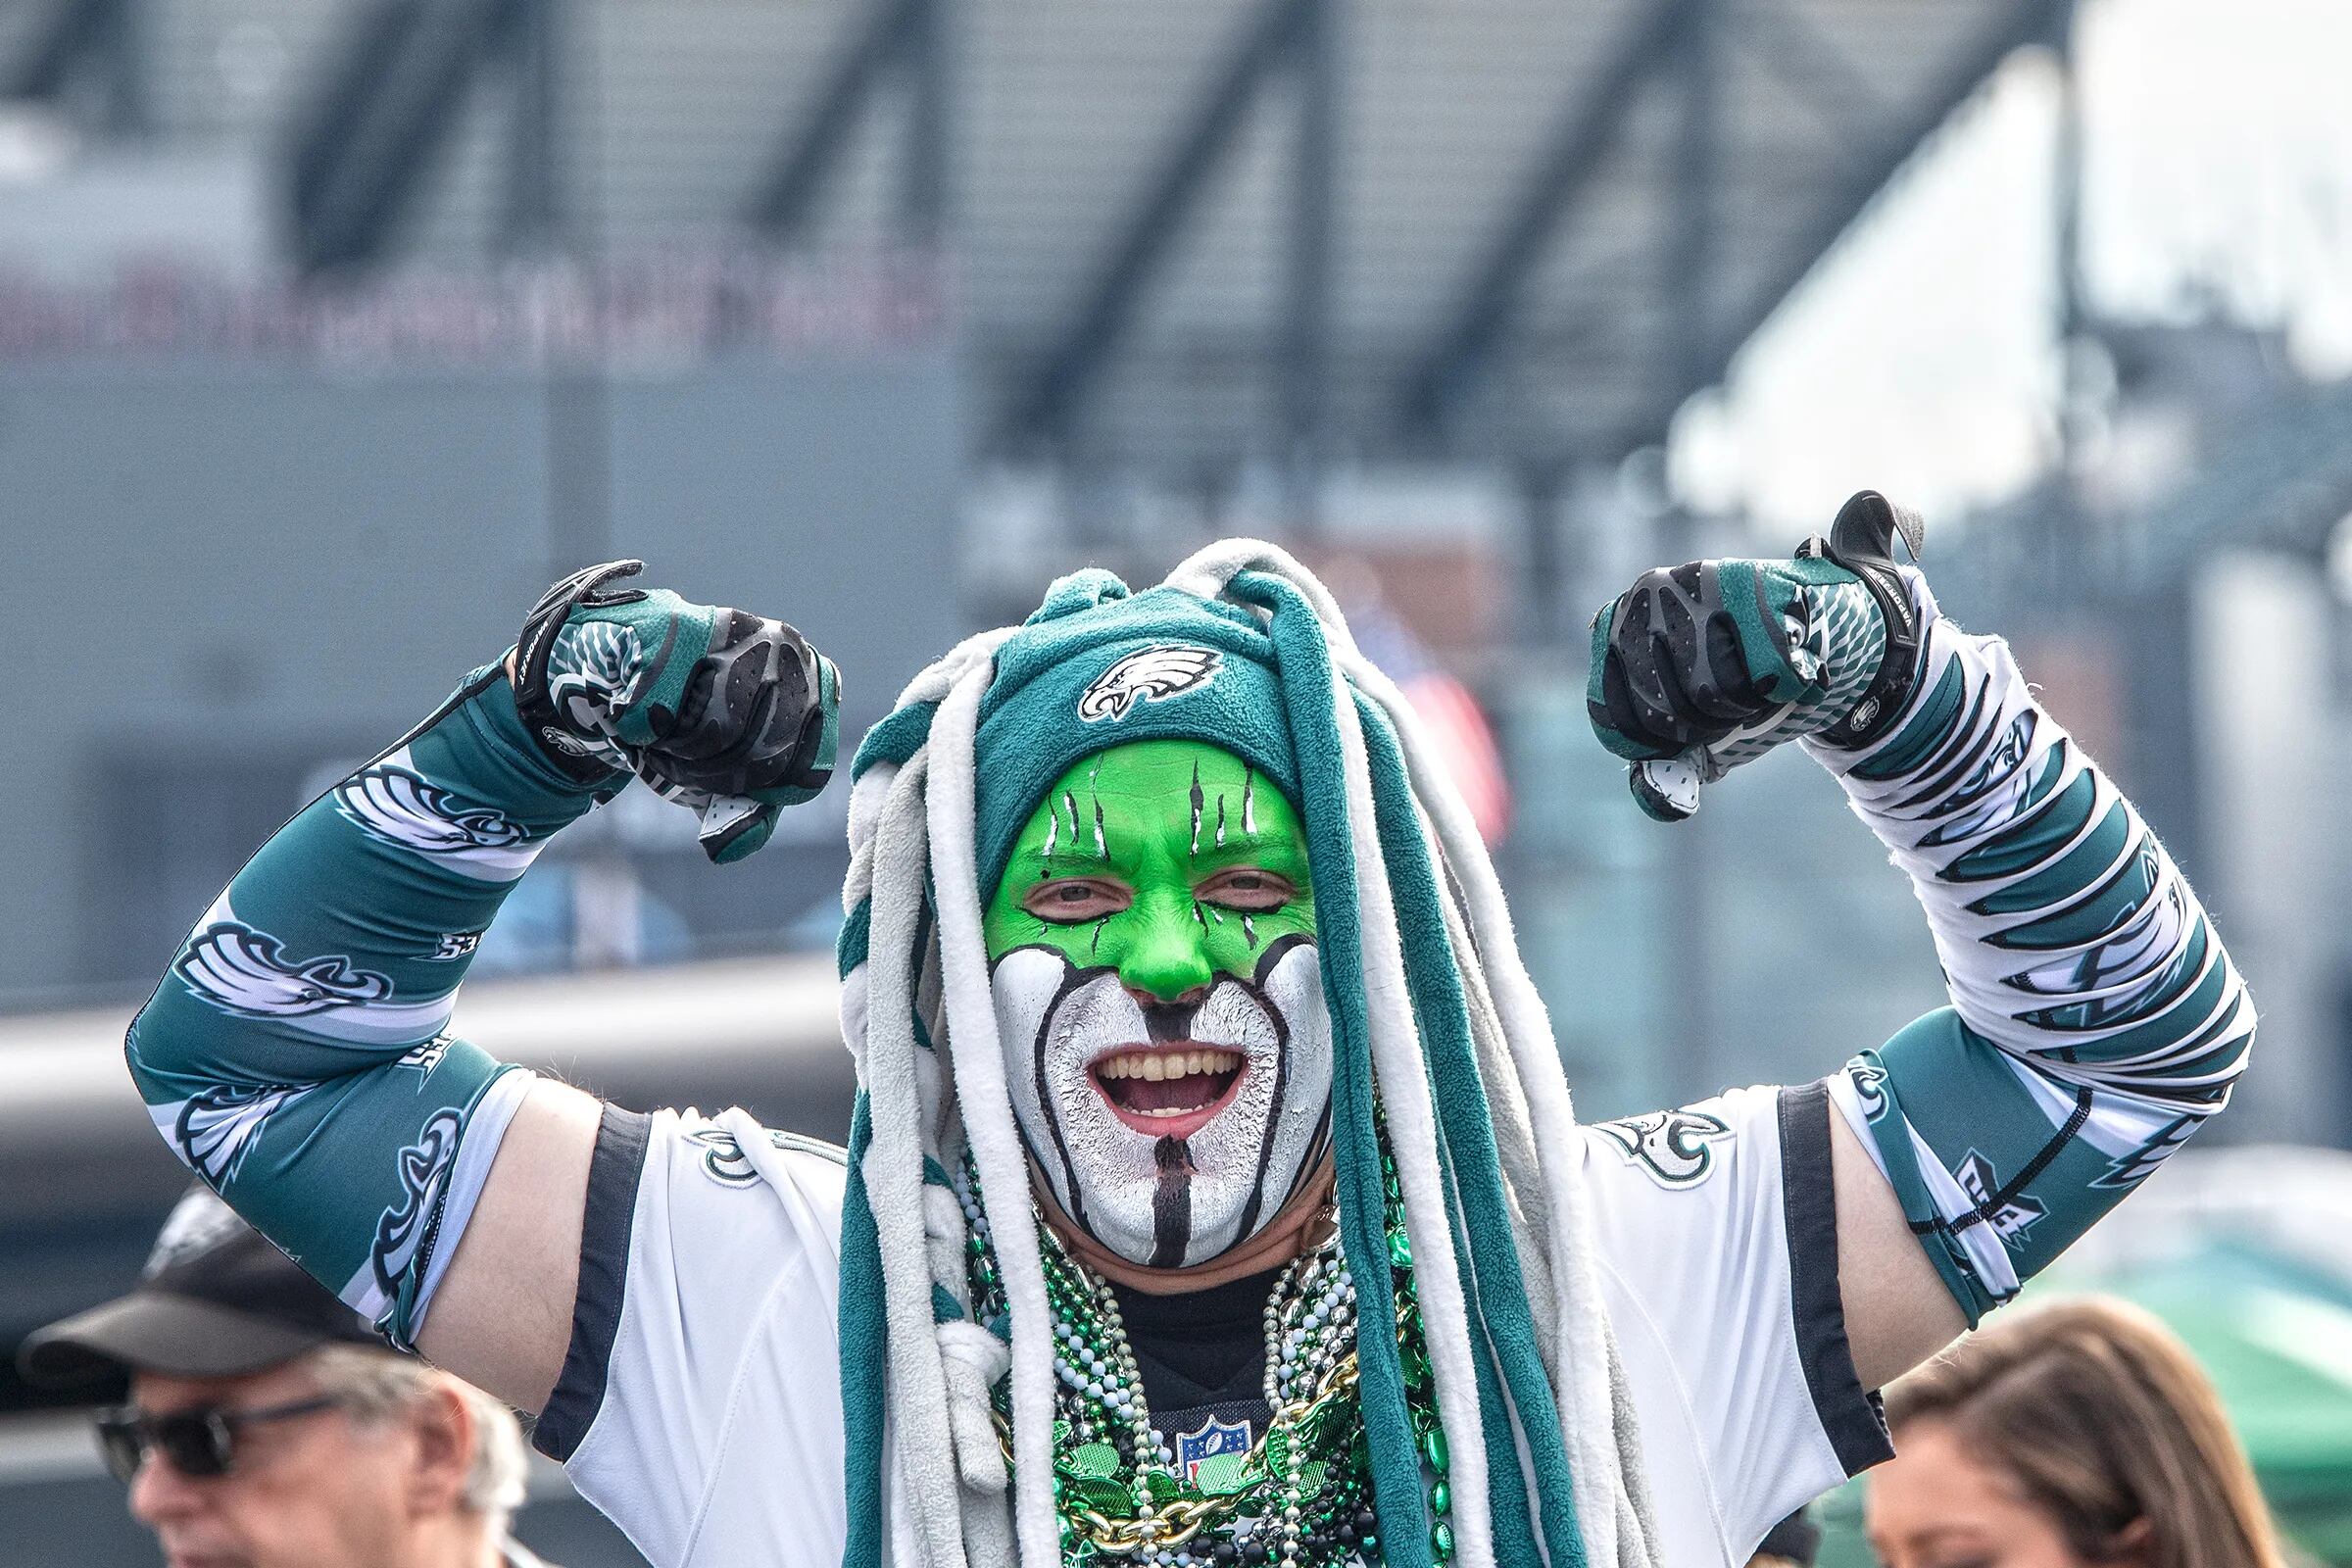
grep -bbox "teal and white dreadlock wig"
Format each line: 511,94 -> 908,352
834,541 -> 1661,1568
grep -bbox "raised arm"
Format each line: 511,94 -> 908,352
1589,493 -> 2254,1390
124,563 -> 838,1410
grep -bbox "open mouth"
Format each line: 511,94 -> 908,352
1090,1045 -> 1247,1140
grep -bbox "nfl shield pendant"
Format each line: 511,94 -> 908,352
1174,1413 -> 1253,1488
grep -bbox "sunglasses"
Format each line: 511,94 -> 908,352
94,1395 -> 344,1483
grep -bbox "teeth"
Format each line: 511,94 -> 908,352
1097,1048 -> 1242,1082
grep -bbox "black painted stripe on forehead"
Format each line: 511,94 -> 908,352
1190,760 -> 1205,857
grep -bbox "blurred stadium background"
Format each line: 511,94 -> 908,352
5,0 -> 2351,1560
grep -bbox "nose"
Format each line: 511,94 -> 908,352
127,1451 -> 206,1527
1115,898 -> 1218,1005
1123,980 -> 1211,1010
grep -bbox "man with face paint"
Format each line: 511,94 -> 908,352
983,741 -> 1331,1275
980,741 -> 1338,1466
126,499 -> 2254,1568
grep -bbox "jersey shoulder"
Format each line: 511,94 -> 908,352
1577,1082 -> 1889,1564
536,1104 -> 850,1565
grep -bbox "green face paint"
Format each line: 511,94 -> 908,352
984,739 -> 1333,1269
984,740 -> 1317,985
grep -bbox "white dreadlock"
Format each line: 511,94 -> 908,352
838,549 -> 1661,1568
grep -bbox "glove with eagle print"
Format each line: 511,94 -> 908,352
1592,490 -> 2254,1324
1587,490 -> 1926,821
513,560 -> 841,863
124,564 -> 844,1350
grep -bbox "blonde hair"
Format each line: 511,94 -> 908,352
303,1345 -> 528,1530
1885,1296 -> 2287,1568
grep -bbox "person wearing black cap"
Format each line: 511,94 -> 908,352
1747,1508 -> 1822,1568
21,1186 -> 552,1568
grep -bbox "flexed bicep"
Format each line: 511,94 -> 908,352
126,564 -> 841,1406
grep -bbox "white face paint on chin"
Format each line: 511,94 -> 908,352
991,938 -> 1334,1268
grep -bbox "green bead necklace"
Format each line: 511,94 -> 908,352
956,1152 -> 1454,1566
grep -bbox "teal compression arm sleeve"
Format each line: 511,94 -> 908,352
125,666 -> 614,1348
1808,574 -> 2255,1324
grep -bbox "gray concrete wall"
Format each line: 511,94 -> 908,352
4,351 -> 961,1003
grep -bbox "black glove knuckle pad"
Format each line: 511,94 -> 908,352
662,611 -> 828,796
1600,562 -> 1771,751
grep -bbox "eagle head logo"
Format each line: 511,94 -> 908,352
1078,645 -> 1223,722
175,923 -> 395,1018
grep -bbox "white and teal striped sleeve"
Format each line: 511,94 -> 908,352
1805,573 -> 2255,1323
124,665 -> 614,1348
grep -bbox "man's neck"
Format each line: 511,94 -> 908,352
1110,1265 -> 1285,1424
1031,1153 -> 1339,1295
408,1512 -> 508,1568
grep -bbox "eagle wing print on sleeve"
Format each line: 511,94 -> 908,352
366,1109 -> 465,1313
1809,572 -> 2254,1321
175,916 -> 394,1017
333,749 -> 543,881
173,902 -> 456,1047
127,664 -> 604,1350
174,1084 -> 314,1188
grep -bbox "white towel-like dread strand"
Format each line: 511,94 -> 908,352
1182,542 -> 1660,1568
834,552 -> 1663,1568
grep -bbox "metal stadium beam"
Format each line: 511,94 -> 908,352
1604,0 -> 2062,456
997,0 -> 1313,452
501,0 -> 563,254
2137,377 -> 2352,577
1280,0 -> 1339,525
1393,0 -> 1706,440
283,0 -> 531,275
741,0 -> 943,243
3,0 -> 144,134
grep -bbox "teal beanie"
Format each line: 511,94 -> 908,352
859,567 -> 1305,899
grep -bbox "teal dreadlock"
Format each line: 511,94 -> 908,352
833,542 -> 1662,1568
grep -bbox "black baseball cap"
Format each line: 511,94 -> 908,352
1756,1508 -> 1821,1566
18,1186 -> 380,1390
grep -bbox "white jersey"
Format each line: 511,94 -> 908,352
532,1082 -> 1887,1567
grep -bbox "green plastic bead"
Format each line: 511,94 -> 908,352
1389,1228 -> 1414,1267
1422,1426 -> 1449,1475
1193,1452 -> 1250,1496
1432,1520 -> 1455,1560
1072,1478 -> 1129,1517
1077,1486 -> 1129,1523
1430,1481 -> 1450,1516
1064,1443 -> 1120,1480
